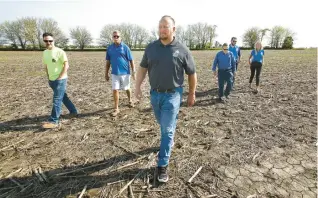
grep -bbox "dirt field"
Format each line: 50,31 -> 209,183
0,49 -> 317,198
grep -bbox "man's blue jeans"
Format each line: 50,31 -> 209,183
48,79 -> 77,123
150,87 -> 183,167
218,69 -> 233,98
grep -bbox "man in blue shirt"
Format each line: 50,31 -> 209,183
212,43 -> 235,102
229,37 -> 241,89
105,30 -> 135,116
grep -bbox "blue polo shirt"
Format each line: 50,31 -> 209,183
212,51 -> 236,72
106,42 -> 133,75
251,49 -> 265,63
229,44 -> 241,62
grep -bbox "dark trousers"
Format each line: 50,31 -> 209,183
249,62 -> 262,86
218,69 -> 233,98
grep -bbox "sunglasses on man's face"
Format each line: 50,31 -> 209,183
44,40 -> 53,43
232,41 -> 237,43
223,48 -> 229,51
113,36 -> 120,38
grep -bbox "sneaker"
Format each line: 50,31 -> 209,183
157,166 -> 169,183
218,97 -> 226,103
42,122 -> 59,129
225,95 -> 230,99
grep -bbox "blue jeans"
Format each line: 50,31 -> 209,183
48,79 -> 77,123
218,69 -> 233,98
150,87 -> 183,167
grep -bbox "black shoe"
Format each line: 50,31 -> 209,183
157,166 -> 169,183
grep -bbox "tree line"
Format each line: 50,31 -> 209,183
0,17 -> 295,50
242,26 -> 295,49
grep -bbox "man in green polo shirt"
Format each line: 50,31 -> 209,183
42,32 -> 77,129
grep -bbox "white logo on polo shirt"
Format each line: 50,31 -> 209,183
173,50 -> 179,57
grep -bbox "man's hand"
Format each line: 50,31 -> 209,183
105,73 -> 110,81
187,92 -> 195,107
134,87 -> 142,101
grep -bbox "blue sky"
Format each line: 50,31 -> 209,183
0,0 -> 317,47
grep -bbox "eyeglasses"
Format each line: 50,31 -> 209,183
223,48 -> 229,51
44,40 -> 53,43
232,41 -> 237,43
113,36 -> 120,38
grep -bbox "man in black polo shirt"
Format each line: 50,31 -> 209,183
135,15 -> 197,183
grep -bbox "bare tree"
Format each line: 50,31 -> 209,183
99,24 -> 119,47
185,25 -> 195,49
242,27 -> 261,48
214,40 -> 221,48
269,26 -> 286,48
175,25 -> 187,45
119,23 -> 135,48
37,18 -> 67,49
0,21 -> 18,48
185,23 -> 216,49
207,25 -> 217,48
260,28 -> 270,42
269,26 -> 295,48
148,28 -> 158,43
70,26 -> 93,50
134,26 -> 149,48
21,17 -> 38,49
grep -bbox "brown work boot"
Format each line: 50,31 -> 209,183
42,122 -> 60,129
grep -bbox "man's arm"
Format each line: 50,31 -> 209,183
188,73 -> 197,94
56,51 -> 69,80
212,53 -> 218,72
230,53 -> 236,73
130,60 -> 136,80
238,48 -> 242,62
57,61 -> 69,80
105,60 -> 111,81
135,67 -> 147,89
135,67 -> 148,100
129,60 -> 135,72
187,73 -> 197,107
44,64 -> 49,79
248,51 -> 253,65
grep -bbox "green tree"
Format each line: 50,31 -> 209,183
70,26 -> 93,50
282,36 -> 293,49
242,27 -> 261,48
